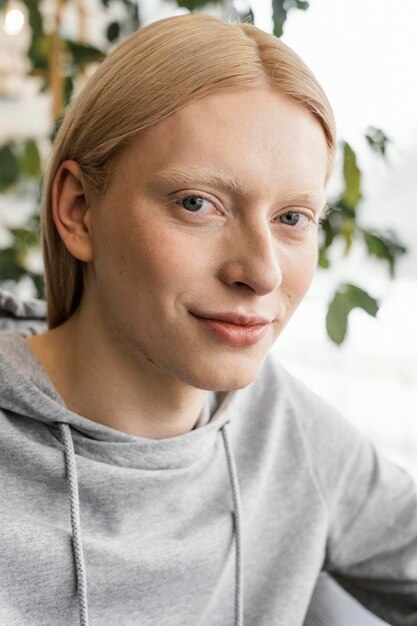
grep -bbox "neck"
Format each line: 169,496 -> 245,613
25,301 -> 208,439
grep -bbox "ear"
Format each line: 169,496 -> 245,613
51,160 -> 94,262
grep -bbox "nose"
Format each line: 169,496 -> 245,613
218,220 -> 283,295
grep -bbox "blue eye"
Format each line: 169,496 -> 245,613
279,211 -> 309,227
280,211 -> 300,226
181,195 -> 205,212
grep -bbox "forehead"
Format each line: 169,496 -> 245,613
122,87 -> 328,198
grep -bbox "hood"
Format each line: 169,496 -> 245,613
0,286 -> 47,334
0,328 -> 238,469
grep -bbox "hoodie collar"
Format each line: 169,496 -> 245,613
0,332 -> 237,470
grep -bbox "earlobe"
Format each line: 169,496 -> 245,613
52,160 -> 94,262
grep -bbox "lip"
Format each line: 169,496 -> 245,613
189,310 -> 272,326
189,311 -> 271,346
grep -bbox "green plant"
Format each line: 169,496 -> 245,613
322,139 -> 406,344
0,0 -> 407,344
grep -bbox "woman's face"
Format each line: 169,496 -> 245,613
84,86 -> 328,390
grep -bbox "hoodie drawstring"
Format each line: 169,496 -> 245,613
59,421 -> 243,626
60,423 -> 90,626
221,421 -> 244,626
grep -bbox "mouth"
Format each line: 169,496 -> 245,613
189,311 -> 271,346
189,310 -> 272,326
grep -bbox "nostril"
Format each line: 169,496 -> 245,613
235,281 -> 255,291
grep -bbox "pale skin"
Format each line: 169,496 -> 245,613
26,86 -> 328,439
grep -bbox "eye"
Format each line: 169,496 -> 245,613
278,210 -> 311,228
179,196 -> 208,213
170,191 -> 225,224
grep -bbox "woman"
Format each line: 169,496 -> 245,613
0,12 -> 415,626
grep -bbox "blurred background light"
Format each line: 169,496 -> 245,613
3,5 -> 25,36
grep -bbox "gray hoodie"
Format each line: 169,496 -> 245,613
0,288 -> 416,626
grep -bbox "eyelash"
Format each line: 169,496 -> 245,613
174,193 -> 317,229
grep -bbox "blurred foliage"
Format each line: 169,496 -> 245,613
272,0 -> 309,38
0,213 -> 44,295
0,139 -> 41,191
0,0 -> 408,343
326,283 -> 379,345
319,139 -> 407,344
365,126 -> 391,158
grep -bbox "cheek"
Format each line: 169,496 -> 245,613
282,240 -> 318,303
107,220 -> 202,291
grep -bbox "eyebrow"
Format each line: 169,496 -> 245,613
149,167 -> 327,210
150,167 -> 247,196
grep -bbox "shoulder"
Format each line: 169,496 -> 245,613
248,353 -> 343,422
244,354 -> 367,453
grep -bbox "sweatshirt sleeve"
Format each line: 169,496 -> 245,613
291,376 -> 417,626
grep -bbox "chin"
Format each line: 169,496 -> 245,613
182,357 -> 266,392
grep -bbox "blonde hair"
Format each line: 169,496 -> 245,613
41,12 -> 336,329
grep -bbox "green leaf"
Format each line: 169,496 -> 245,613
272,0 -> 310,35
107,21 -> 120,43
342,142 -> 362,210
21,0 -> 44,37
318,249 -> 330,268
27,34 -> 50,71
65,40 -> 105,68
326,291 -> 349,344
365,126 -> 391,158
362,229 -> 407,278
319,214 -> 336,249
0,143 -> 19,191
363,231 -> 391,259
19,139 -> 41,177
341,218 -> 355,254
10,227 -> 40,249
272,0 -> 287,37
176,0 -> 221,9
0,247 -> 27,280
326,283 -> 379,345
343,283 -> 379,317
